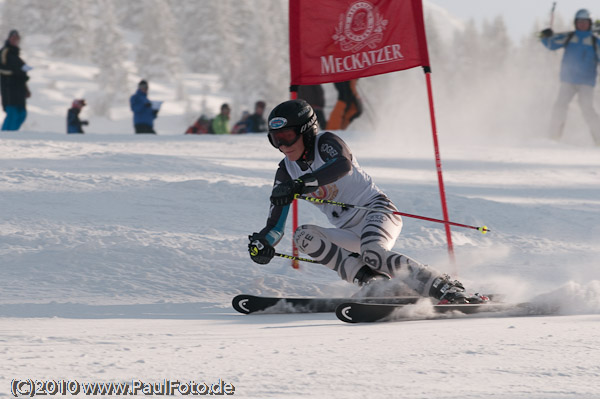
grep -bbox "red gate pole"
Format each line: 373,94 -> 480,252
290,87 -> 300,269
423,67 -> 456,270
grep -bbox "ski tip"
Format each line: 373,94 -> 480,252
231,294 -> 253,314
335,303 -> 359,323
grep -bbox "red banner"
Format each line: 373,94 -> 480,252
289,0 -> 430,85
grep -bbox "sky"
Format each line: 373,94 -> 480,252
427,0 -> 600,42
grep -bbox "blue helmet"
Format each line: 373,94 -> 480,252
575,9 -> 591,21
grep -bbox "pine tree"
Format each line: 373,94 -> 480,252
451,19 -> 483,84
168,0 -> 220,75
226,0 -> 288,112
255,0 -> 289,107
48,0 -> 93,60
135,0 -> 184,81
0,0 -> 49,37
481,16 -> 512,72
114,1 -> 145,31
89,0 -> 129,117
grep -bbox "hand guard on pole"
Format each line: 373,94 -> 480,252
540,28 -> 554,38
270,174 -> 318,206
248,233 -> 275,264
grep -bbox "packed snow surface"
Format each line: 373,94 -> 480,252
1,132 -> 599,398
2,1 -> 600,396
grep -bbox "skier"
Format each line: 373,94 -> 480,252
540,9 -> 600,145
247,99 -> 480,304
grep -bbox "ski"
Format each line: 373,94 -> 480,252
336,301 -> 508,323
232,294 -> 422,315
335,300 -> 557,323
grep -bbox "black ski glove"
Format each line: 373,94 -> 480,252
270,174 -> 318,206
248,233 -> 275,264
540,28 -> 553,38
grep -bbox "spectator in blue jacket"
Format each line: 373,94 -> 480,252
67,99 -> 88,134
0,30 -> 31,131
129,80 -> 159,134
540,9 -> 600,145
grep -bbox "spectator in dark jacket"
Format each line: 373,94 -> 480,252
129,80 -> 159,134
67,99 -> 88,134
0,30 -> 31,131
245,101 -> 267,133
297,85 -> 326,129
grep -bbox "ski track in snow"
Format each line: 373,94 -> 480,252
1,133 -> 599,398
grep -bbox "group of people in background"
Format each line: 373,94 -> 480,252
0,32 -> 367,137
0,29 -> 376,137
1,9 -> 599,144
186,100 -> 268,135
184,80 -> 363,136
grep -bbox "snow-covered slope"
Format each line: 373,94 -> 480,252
1,1 -> 600,398
1,132 -> 599,399
1,131 -> 599,309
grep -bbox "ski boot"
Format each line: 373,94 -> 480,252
352,265 -> 392,297
353,265 -> 390,287
429,275 -> 487,304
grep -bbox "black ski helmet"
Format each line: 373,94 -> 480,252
267,99 -> 318,150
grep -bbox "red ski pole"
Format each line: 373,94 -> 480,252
296,195 -> 490,234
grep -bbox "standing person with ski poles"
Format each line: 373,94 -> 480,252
247,99 -> 485,304
540,9 -> 600,145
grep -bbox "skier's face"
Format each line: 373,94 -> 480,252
269,128 -> 300,148
279,133 -> 305,161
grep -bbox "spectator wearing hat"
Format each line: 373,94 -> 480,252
67,99 -> 88,134
211,103 -> 231,134
245,100 -> 267,133
0,29 -> 32,131
540,9 -> 600,144
129,80 -> 159,134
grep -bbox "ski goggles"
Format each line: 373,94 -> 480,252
268,128 -> 301,148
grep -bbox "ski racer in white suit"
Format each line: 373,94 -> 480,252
248,99 -> 477,303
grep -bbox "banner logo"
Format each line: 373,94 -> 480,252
333,1 -> 387,52
310,184 -> 339,201
321,1 -> 404,75
269,117 -> 287,129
